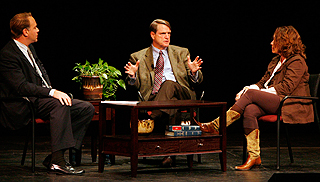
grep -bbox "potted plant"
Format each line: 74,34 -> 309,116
72,58 -> 126,100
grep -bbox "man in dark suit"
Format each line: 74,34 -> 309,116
0,12 -> 94,174
124,19 -> 203,166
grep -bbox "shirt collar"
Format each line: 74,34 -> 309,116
152,44 -> 168,54
13,39 -> 29,52
151,44 -> 168,62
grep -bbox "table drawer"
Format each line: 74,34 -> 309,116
139,140 -> 180,154
180,138 -> 220,152
103,139 -> 131,154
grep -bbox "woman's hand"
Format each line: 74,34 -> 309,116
235,87 -> 249,101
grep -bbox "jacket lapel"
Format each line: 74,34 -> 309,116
10,40 -> 38,77
144,46 -> 155,84
276,55 -> 298,73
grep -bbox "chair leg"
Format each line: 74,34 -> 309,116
91,121 -> 98,163
284,124 -> 294,163
69,147 -> 82,166
21,123 -> 35,173
314,103 -> 320,133
75,148 -> 82,166
21,126 -> 30,166
31,119 -> 35,173
277,118 -> 281,170
197,154 -> 202,163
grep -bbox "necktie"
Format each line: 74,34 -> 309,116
27,48 -> 50,88
152,51 -> 164,94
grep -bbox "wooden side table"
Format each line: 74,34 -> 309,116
98,100 -> 227,177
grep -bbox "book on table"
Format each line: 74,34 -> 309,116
165,125 -> 201,136
166,125 -> 200,131
165,130 -> 202,136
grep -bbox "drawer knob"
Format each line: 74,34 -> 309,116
155,145 -> 161,149
198,143 -> 204,147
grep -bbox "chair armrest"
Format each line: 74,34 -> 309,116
67,93 -> 74,99
279,95 -> 318,108
277,95 -> 319,122
0,96 -> 30,102
0,96 -> 36,119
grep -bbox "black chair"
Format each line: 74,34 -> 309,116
0,97 -> 36,172
243,73 -> 320,170
0,94 -> 82,173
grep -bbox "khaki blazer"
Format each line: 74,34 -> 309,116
256,54 -> 314,124
128,45 -> 203,101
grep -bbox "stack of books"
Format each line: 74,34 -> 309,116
165,125 -> 202,136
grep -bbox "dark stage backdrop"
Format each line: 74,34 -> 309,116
0,1 -> 319,120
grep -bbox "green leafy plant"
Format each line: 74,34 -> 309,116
72,58 -> 126,100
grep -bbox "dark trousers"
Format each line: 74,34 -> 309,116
35,98 -> 94,152
235,89 -> 280,130
148,81 -> 191,131
149,80 -> 191,116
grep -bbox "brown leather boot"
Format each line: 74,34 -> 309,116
195,109 -> 241,133
235,129 -> 261,170
235,155 -> 261,170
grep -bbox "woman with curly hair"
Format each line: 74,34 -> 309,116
195,25 -> 314,170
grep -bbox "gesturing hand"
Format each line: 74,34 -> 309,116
188,56 -> 203,75
124,60 -> 140,78
52,90 -> 72,106
235,87 -> 249,101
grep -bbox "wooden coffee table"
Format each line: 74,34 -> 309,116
98,100 -> 227,177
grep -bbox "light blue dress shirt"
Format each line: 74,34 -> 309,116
152,45 -> 176,83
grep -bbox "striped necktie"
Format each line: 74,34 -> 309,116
152,51 -> 164,94
27,48 -> 50,88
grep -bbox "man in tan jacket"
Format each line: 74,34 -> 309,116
125,19 -> 203,117
124,19 -> 204,167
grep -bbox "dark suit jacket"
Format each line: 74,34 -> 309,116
0,40 -> 52,130
128,45 -> 203,101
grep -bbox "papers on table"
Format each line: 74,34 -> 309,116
100,101 -> 140,106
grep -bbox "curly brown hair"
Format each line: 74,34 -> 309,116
273,25 -> 306,59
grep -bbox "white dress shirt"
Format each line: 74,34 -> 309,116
243,59 -> 287,96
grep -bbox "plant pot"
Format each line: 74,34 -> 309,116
81,76 -> 103,100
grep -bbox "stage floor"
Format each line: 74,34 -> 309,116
1,123 -> 320,182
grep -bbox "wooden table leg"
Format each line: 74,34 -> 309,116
98,153 -> 106,173
219,104 -> 227,172
130,108 -> 139,177
98,103 -> 107,173
187,155 -> 194,169
219,152 -> 227,172
131,154 -> 138,177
